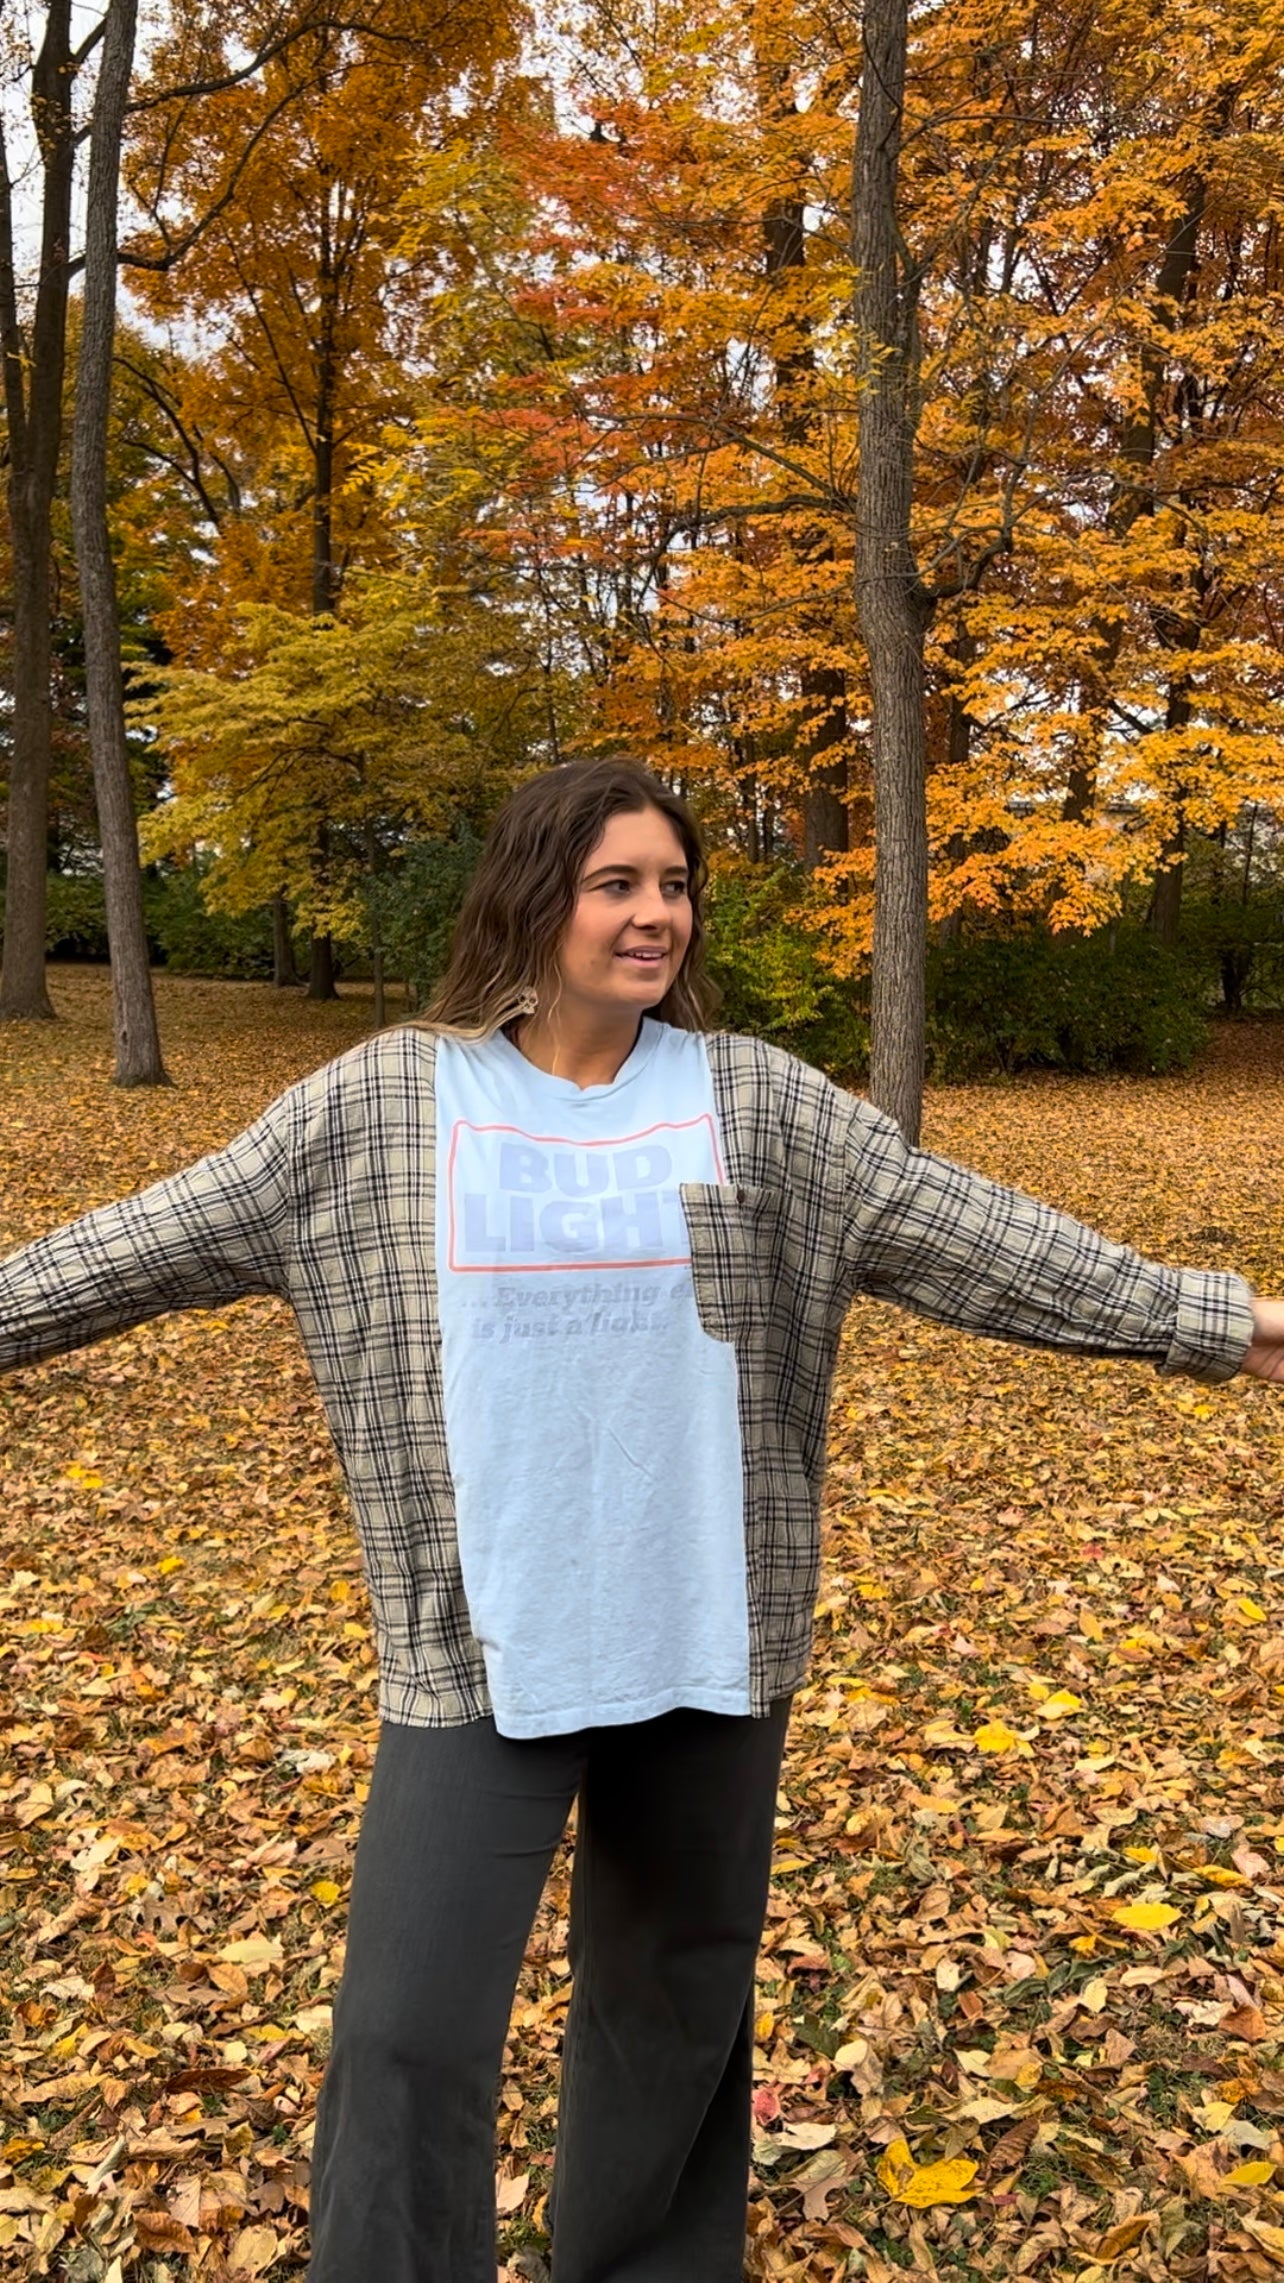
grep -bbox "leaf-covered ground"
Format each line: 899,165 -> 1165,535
2,971 -> 1284,2283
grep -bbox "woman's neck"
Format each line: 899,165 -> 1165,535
510,1010 -> 644,1090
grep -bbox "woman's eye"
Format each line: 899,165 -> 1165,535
595,877 -> 687,894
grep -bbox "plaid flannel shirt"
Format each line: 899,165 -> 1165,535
0,1026 -> 1255,1725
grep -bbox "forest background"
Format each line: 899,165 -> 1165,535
7,8 -> 1284,2283
6,0 -> 1284,1128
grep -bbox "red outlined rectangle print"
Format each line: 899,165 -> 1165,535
446,1114 -> 725,1274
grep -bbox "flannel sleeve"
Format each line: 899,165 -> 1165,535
839,1095 -> 1254,1385
0,1096 -> 294,1374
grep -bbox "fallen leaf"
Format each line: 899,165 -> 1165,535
217,1934 -> 284,1972
1094,2212 -> 1156,2260
227,2222 -> 279,2277
877,2136 -> 978,2207
796,2145 -> 851,2219
1220,2002 -> 1269,2042
1111,1901 -> 1180,1933
973,1720 -> 1022,1755
780,2120 -> 837,2150
983,2112 -> 1041,2177
1244,2218 -> 1284,2264
134,2211 -> 195,2255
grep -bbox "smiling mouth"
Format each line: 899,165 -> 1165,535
616,948 -> 667,964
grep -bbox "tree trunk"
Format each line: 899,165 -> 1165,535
0,0 -> 75,1020
308,815 -> 337,999
2,526 -> 57,1018
800,669 -> 850,867
366,817 -> 385,1028
1146,675 -> 1191,948
1149,828 -> 1185,946
308,932 -> 337,999
853,0 -> 932,1145
71,0 -> 168,1086
1220,949 -> 1250,1014
272,892 -> 299,985
1241,805 -> 1258,905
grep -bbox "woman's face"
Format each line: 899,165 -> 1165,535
555,805 -> 694,1022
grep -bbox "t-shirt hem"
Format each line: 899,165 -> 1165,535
492,1681 -> 752,1739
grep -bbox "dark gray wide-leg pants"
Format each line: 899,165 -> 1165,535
307,1698 -> 791,2283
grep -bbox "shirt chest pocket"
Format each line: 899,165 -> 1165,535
679,1181 -> 782,1345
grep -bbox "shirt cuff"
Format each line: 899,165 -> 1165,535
1160,1268 -> 1256,1384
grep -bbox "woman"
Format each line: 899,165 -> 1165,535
1,757 -> 1281,2283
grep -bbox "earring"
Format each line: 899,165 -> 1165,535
516,985 -> 538,1016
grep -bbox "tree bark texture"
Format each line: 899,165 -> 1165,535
272,893 -> 299,985
309,932 -> 337,1000
1149,823 -> 1186,946
853,0 -> 933,1145
1147,676 -> 1192,947
0,1 -> 75,1019
71,0 -> 169,1086
366,819 -> 385,1028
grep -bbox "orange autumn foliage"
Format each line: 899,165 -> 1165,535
381,0 -> 1284,964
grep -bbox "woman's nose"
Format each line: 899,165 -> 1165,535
631,883 -> 671,926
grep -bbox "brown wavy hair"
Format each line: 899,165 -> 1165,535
421,759 -> 721,1039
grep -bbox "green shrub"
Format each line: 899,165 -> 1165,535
0,867 -> 276,975
45,874 -> 111,959
0,871 -> 116,961
1178,893 -> 1284,1014
702,859 -> 869,1084
143,867 -> 275,979
926,927 -> 1211,1079
367,825 -> 486,1007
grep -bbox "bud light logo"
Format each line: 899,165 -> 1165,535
446,1116 -> 724,1273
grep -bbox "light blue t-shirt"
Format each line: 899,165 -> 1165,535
434,1019 -> 750,1737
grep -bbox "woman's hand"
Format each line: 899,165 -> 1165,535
1244,1300 -> 1284,1384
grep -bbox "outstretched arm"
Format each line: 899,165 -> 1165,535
1244,1300 -> 1284,1384
0,1095 -> 294,1375
840,1094 -> 1255,1384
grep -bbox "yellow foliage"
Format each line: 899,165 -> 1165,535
1112,1902 -> 1180,1933
973,1719 -> 1026,1755
876,2137 -> 978,2207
